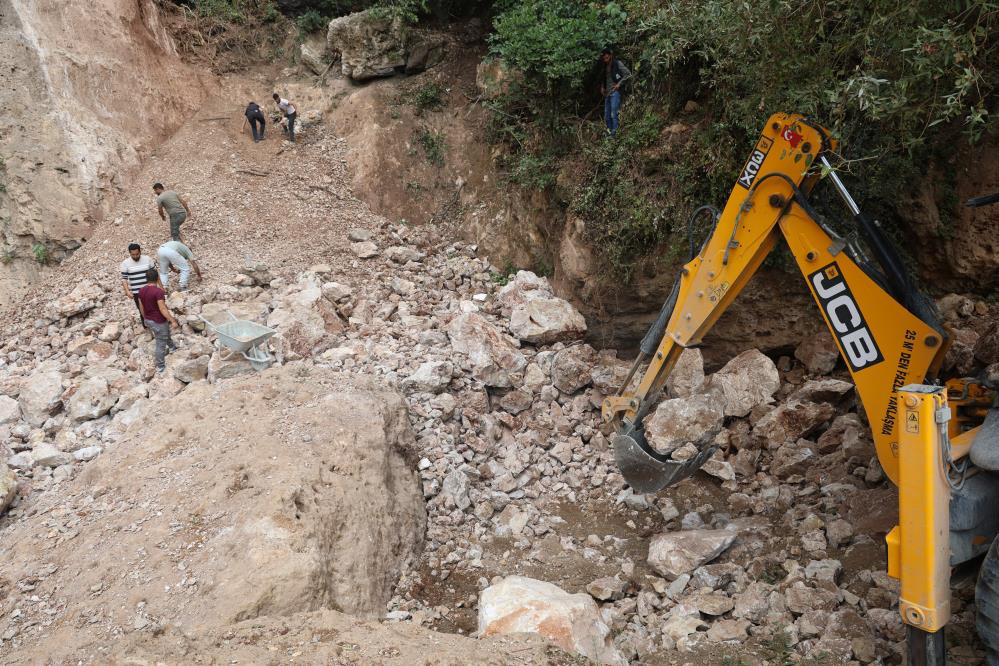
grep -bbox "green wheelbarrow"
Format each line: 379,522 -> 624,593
200,311 -> 276,371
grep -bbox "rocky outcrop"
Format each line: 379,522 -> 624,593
327,10 -> 408,80
0,0 -> 211,306
902,143 -> 999,292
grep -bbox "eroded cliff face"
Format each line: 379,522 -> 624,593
0,0 -> 213,305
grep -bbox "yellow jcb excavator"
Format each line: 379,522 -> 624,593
602,112 -> 999,665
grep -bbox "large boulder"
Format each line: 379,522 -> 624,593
17,368 -> 63,426
299,37 -> 328,75
327,10 -> 407,81
644,391 -> 725,455
447,312 -> 526,387
0,366 -> 428,661
648,529 -> 737,580
707,349 -> 781,417
509,297 -> 587,345
478,576 -> 626,666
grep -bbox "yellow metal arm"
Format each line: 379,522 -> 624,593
603,112 -> 947,488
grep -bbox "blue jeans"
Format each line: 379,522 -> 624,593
285,112 -> 296,142
604,91 -> 621,135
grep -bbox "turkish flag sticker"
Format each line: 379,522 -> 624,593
782,125 -> 803,148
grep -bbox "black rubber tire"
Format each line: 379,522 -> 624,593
976,535 -> 999,665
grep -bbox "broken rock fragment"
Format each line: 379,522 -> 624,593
350,241 -> 379,258
754,398 -> 836,445
447,312 -> 525,388
401,361 -> 453,394
644,391 -> 725,455
0,466 -> 18,514
707,349 -> 780,417
648,529 -> 736,580
508,297 -> 586,345
0,395 -> 20,425
478,576 -> 626,666
794,331 -> 840,375
18,368 -> 63,427
550,345 -> 596,394
667,348 -> 706,398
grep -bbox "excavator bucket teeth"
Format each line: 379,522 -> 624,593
612,427 -> 720,494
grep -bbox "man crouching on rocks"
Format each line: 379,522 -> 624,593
137,268 -> 178,373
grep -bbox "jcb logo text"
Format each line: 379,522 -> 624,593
809,264 -> 884,371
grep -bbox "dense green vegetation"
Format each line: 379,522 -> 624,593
486,0 -> 998,281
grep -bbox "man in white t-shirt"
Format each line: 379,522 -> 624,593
120,243 -> 159,327
156,240 -> 202,291
272,93 -> 297,143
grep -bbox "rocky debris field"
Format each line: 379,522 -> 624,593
1,80 -> 998,665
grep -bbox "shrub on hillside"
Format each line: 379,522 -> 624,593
486,0 -> 997,281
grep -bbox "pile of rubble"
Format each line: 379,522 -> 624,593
1,217 -> 994,664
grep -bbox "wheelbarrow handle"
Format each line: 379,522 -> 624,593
198,315 -> 218,333
198,311 -> 239,332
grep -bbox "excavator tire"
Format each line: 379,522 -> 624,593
976,534 -> 999,665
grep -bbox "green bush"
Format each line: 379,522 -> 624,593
485,0 -> 997,283
407,82 -> 446,113
31,243 -> 48,265
296,9 -> 328,33
416,128 -> 446,166
490,1 -> 625,94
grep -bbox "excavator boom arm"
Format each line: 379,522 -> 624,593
603,113 -> 947,491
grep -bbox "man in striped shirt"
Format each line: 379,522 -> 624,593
120,243 -> 159,327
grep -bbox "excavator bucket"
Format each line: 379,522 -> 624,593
613,426 -> 720,494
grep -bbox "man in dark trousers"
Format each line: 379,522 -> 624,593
137,268 -> 179,373
272,93 -> 298,143
242,101 -> 267,142
153,183 -> 193,242
599,48 -> 631,136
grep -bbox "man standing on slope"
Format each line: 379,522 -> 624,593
120,243 -> 159,328
242,101 -> 267,142
272,93 -> 297,143
599,47 -> 631,136
156,240 -> 202,291
137,268 -> 179,373
153,182 -> 193,242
